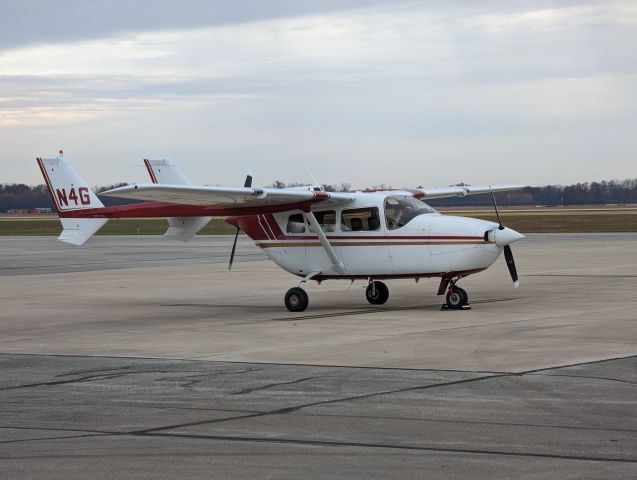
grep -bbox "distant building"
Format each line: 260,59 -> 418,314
5,208 -> 52,215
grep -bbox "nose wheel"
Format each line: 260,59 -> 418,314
443,284 -> 471,310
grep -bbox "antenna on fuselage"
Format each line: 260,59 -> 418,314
305,168 -> 324,192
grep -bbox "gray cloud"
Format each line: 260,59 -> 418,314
1,0 -> 636,188
0,0 -> 408,51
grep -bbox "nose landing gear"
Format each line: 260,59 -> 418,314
441,278 -> 471,310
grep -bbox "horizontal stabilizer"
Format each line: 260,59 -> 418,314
165,216 -> 212,241
58,218 -> 108,246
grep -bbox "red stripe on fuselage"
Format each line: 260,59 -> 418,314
57,200 -> 318,219
263,213 -> 286,239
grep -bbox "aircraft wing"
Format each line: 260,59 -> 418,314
103,183 -> 355,210
416,184 -> 527,200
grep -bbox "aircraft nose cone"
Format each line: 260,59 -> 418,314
494,227 -> 525,247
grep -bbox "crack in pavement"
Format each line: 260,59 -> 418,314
130,373 -> 503,435
230,376 -> 322,395
0,367 -> 264,391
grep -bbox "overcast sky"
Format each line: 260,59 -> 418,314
1,0 -> 636,188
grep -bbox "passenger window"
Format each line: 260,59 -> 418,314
286,213 -> 306,234
309,210 -> 336,233
341,207 -> 381,232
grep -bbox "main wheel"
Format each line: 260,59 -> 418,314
366,281 -> 389,305
446,288 -> 464,309
455,287 -> 469,305
285,287 -> 309,312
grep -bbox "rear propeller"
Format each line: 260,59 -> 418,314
228,174 -> 253,271
490,187 -> 519,287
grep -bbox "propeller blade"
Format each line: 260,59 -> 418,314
503,245 -> 519,287
228,228 -> 240,270
229,173 -> 252,270
490,188 -> 504,230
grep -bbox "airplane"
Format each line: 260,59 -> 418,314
36,152 -> 526,312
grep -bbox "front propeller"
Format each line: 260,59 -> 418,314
228,174 -> 253,271
490,187 -> 522,287
503,245 -> 519,287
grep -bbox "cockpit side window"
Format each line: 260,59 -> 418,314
309,210 -> 336,233
286,213 -> 306,234
341,207 -> 381,232
385,196 -> 437,230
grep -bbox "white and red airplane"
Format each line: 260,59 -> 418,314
37,152 -> 525,311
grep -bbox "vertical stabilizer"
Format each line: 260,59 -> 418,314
143,158 -> 192,185
144,158 -> 212,241
36,153 -> 107,245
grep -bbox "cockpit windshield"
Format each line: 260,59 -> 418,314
384,196 -> 438,230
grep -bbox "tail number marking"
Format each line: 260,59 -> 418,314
56,187 -> 91,207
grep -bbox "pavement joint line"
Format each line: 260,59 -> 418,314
6,352 -> 637,375
0,352 -> 510,374
0,433 -> 111,446
0,426 -> 115,435
526,373 -> 637,385
293,412 -> 637,434
134,431 -> 637,464
515,353 -> 637,375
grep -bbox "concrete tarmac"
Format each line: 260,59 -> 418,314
0,234 -> 636,478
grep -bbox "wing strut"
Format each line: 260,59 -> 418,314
304,211 -> 345,275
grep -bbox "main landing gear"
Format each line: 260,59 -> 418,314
365,281 -> 389,305
284,279 -> 391,312
284,287 -> 309,312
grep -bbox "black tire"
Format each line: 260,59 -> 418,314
366,281 -> 389,305
285,287 -> 309,312
446,289 -> 464,309
455,287 -> 469,305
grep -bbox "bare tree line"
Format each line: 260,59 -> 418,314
1,178 -> 637,212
